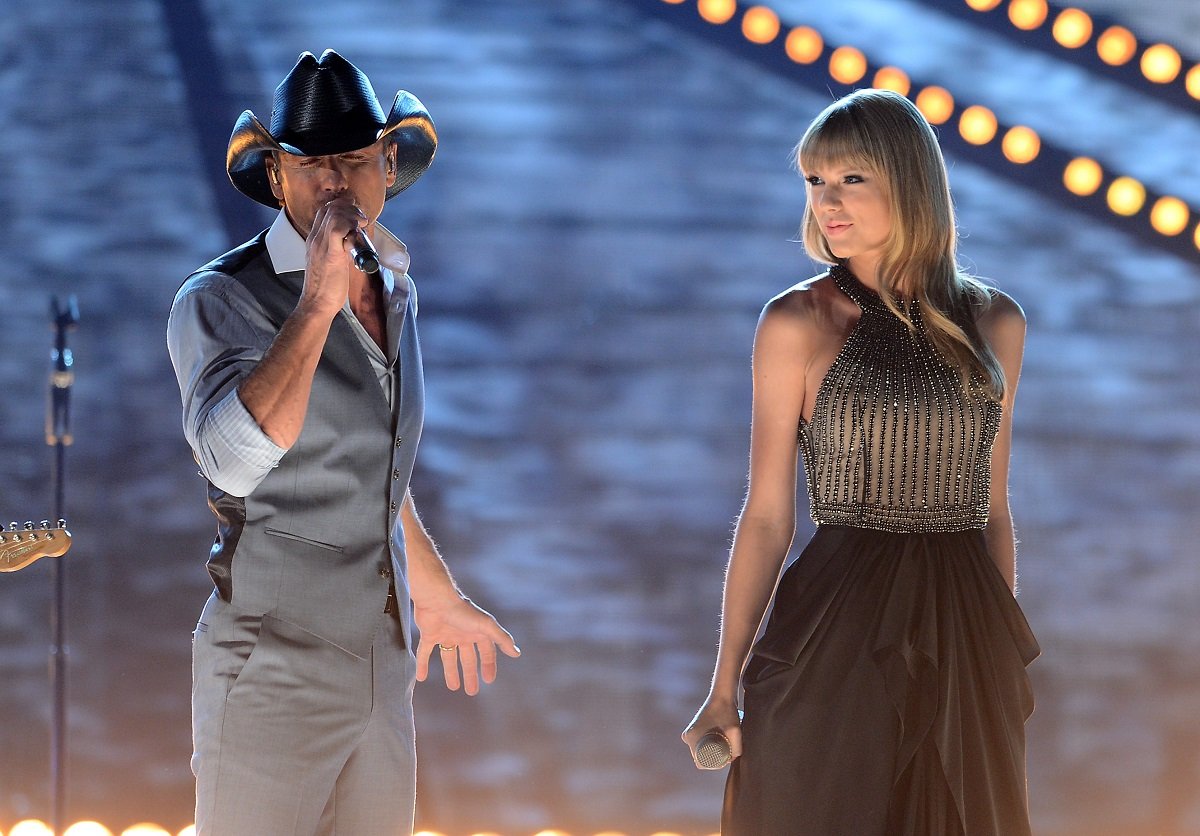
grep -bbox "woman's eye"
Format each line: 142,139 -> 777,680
805,176 -> 823,185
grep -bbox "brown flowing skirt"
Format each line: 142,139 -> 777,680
723,525 -> 1040,836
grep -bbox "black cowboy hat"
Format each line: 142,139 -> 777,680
226,49 -> 437,207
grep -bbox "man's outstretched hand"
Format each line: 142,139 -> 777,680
413,595 -> 520,695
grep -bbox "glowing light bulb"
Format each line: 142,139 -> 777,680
785,27 -> 824,64
959,105 -> 998,145
966,0 -> 1002,10
1008,0 -> 1048,30
1150,196 -> 1189,236
1063,157 -> 1103,196
121,827 -> 170,836
1002,126 -> 1041,163
10,821 -> 54,836
742,6 -> 781,43
1097,26 -> 1137,66
1141,43 -> 1182,83
829,46 -> 868,84
872,66 -> 911,96
1187,64 -> 1200,99
63,824 -> 113,836
1106,176 -> 1146,216
915,86 -> 955,125
698,0 -> 736,24
1051,8 -> 1092,48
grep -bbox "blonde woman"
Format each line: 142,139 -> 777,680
683,89 -> 1039,835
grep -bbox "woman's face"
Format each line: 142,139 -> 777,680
804,158 -> 892,283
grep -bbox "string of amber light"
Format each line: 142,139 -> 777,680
958,0 -> 1200,98
0,826 -> 730,836
657,0 -> 1200,253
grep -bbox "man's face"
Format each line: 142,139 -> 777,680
264,139 -> 397,238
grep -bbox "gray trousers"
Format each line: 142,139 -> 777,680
191,593 -> 416,836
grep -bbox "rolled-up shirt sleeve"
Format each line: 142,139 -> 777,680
166,271 -> 287,497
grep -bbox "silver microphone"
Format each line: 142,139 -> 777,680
350,228 -> 380,274
695,730 -> 733,770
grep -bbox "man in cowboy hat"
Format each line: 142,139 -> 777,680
167,49 -> 519,835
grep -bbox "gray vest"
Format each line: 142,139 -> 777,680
191,233 -> 423,658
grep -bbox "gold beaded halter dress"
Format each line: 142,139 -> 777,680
723,265 -> 1040,836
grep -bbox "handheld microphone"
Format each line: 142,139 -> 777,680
350,228 -> 381,274
695,730 -> 733,770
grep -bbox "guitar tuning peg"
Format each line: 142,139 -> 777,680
23,521 -> 35,531
39,520 -> 51,530
8,522 -> 17,532
57,519 -> 67,529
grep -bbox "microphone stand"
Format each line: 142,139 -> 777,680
46,294 -> 77,835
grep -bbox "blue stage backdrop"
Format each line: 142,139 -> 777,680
1,1 -> 1198,834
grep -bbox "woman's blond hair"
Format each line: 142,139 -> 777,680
796,88 -> 1004,400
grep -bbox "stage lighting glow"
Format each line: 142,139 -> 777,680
1195,222 -> 1200,252
1097,25 -> 1137,66
965,0 -> 1002,10
959,105 -> 998,145
63,825 -> 112,836
413,832 -> 447,836
1008,0 -> 1048,30
1063,157 -> 1103,196
660,0 -> 686,4
1106,176 -> 1146,216
829,46 -> 867,84
915,86 -> 955,125
1002,126 -> 1041,163
531,831 -> 572,836
175,827 -> 195,836
1187,64 -> 1200,99
742,6 -> 781,43
1141,43 -> 1182,83
1051,8 -> 1092,48
9,822 -> 53,836
785,26 -> 824,64
120,827 -> 169,836
1150,196 -> 1189,236
873,66 -> 911,96
698,0 -> 736,25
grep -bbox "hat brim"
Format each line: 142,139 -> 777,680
226,90 -> 438,208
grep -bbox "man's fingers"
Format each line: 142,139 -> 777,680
478,642 -> 499,685
414,640 -> 433,682
439,645 -> 462,692
459,644 -> 482,696
490,624 -> 521,658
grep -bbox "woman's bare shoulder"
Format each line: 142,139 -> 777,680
762,271 -> 842,321
977,287 -> 1026,338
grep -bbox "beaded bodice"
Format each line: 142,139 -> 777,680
798,265 -> 1002,533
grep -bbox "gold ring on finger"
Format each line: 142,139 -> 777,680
438,643 -> 457,652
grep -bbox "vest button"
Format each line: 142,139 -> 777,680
390,501 -> 399,514
379,565 -> 393,579
392,468 -> 401,480
395,437 -> 402,448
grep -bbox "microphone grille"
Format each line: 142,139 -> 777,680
696,731 -> 732,770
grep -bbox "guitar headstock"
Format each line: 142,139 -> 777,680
0,519 -> 72,572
